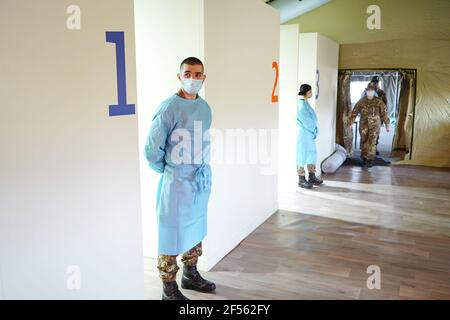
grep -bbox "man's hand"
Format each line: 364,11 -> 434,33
385,123 -> 390,132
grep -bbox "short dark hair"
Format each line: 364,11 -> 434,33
371,76 -> 380,83
180,57 -> 204,72
298,84 -> 312,96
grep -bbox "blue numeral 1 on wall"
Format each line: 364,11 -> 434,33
106,31 -> 135,116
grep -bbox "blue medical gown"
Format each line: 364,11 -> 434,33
296,99 -> 318,166
144,94 -> 212,255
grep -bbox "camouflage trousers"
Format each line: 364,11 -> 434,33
343,115 -> 354,156
157,242 -> 202,282
359,119 -> 381,161
297,164 -> 316,176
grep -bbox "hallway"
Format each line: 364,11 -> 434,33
145,165 -> 450,299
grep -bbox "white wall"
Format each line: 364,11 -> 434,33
278,25 -> 300,193
204,0 -> 279,269
134,0 -> 205,263
135,0 -> 279,271
315,33 -> 339,170
298,33 -> 339,175
298,33 -> 318,108
0,0 -> 144,299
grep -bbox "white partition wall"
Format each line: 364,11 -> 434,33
278,25 -> 300,193
204,0 -> 279,269
135,0 -> 279,270
298,33 -> 318,108
298,33 -> 339,175
315,33 -> 339,170
134,0 -> 205,262
0,0 -> 144,299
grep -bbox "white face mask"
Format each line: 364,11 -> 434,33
182,78 -> 203,95
366,90 -> 375,98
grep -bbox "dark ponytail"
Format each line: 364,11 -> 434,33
298,84 -> 312,96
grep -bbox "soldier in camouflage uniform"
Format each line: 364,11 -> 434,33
145,57 -> 216,300
371,76 -> 388,154
349,83 -> 390,167
361,76 -> 388,154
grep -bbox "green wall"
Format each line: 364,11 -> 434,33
285,0 -> 450,44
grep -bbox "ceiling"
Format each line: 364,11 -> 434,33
263,0 -> 332,23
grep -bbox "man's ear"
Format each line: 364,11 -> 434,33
203,74 -> 207,81
177,73 -> 182,82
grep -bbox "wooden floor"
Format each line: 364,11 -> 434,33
144,165 -> 450,300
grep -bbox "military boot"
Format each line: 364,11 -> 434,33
366,160 -> 373,168
162,281 -> 189,300
181,265 -> 216,293
308,172 -> 323,185
298,175 -> 313,189
362,159 -> 367,167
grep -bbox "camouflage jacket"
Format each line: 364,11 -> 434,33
376,89 -> 388,106
349,96 -> 388,125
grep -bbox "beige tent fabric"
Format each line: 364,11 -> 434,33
340,39 -> 450,167
392,70 -> 415,153
336,71 -> 353,155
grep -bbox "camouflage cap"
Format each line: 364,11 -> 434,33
366,83 -> 376,90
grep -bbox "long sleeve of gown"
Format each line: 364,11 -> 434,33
144,106 -> 173,173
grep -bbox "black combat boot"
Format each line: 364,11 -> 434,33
181,265 -> 216,293
162,281 -> 189,300
298,175 -> 313,189
366,160 -> 373,168
362,159 -> 367,167
308,172 -> 323,185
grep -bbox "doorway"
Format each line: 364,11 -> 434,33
336,68 -> 417,162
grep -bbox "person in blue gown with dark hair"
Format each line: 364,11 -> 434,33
144,57 -> 216,300
296,84 -> 324,189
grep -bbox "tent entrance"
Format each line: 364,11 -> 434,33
336,68 -> 417,162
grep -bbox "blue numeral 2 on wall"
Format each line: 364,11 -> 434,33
106,31 -> 135,117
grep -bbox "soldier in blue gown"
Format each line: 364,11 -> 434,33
144,57 -> 216,300
296,84 -> 324,189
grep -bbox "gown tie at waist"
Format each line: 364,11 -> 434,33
194,163 -> 211,203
